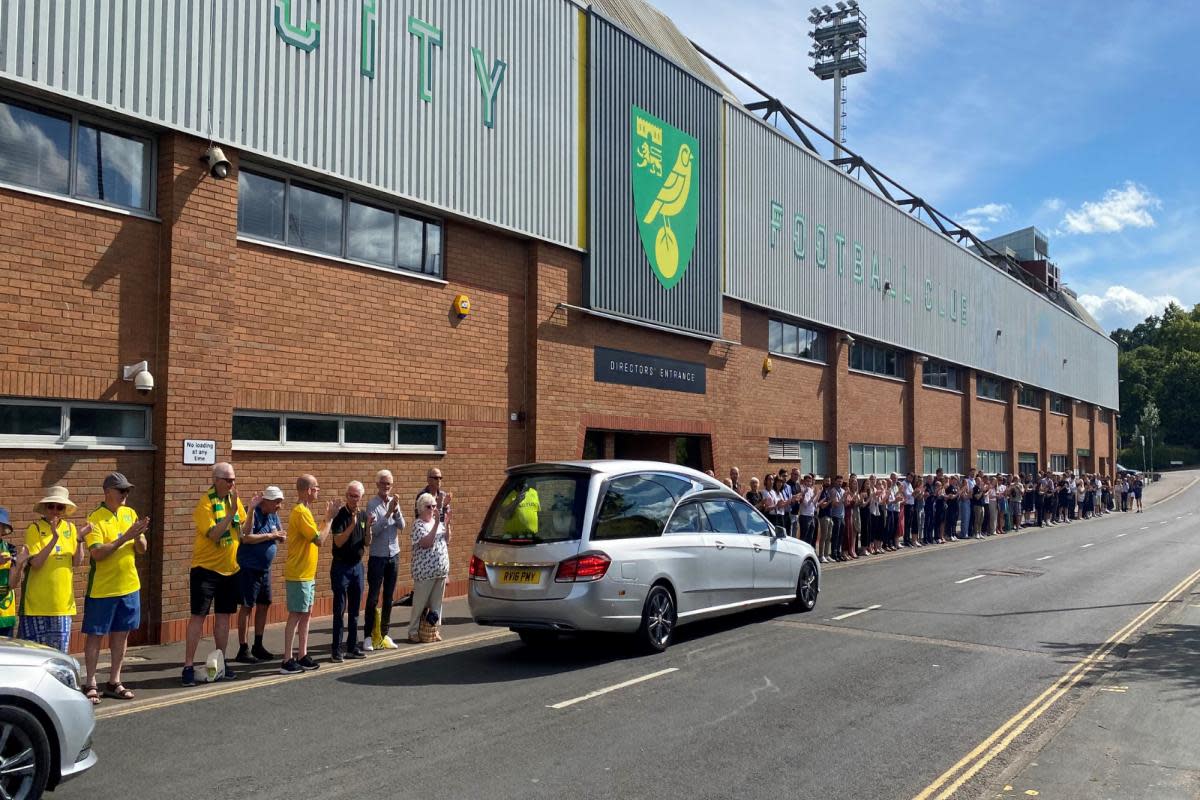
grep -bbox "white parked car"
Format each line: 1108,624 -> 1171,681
0,639 -> 96,798
468,461 -> 820,651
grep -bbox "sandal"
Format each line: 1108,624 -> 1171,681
84,684 -> 101,706
103,682 -> 134,700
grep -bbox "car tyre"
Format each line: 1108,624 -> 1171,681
791,559 -> 819,613
515,629 -> 558,648
636,585 -> 676,653
0,705 -> 51,800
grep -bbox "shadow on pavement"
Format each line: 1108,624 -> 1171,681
1040,621 -> 1200,704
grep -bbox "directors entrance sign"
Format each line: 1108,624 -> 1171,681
594,347 -> 706,395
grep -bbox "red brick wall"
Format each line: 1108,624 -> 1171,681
973,398 -> 1009,453
1014,407 -> 1042,458
1047,409 -> 1070,459
920,386 -> 966,449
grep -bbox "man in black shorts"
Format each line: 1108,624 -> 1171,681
183,462 -> 247,686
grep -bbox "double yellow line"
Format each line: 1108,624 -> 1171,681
913,564 -> 1200,800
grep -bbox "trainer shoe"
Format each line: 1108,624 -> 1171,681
181,666 -> 196,687
233,644 -> 259,664
380,635 -> 398,650
345,648 -> 366,659
251,644 -> 275,661
361,637 -> 374,652
330,651 -> 344,663
222,664 -> 237,681
279,659 -> 303,675
297,655 -> 320,671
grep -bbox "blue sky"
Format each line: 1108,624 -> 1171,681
648,0 -> 1200,332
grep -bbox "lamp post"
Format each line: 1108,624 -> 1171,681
808,1 -> 867,164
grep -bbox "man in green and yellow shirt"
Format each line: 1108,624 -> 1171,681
182,462 -> 246,687
82,472 -> 149,703
0,508 -> 28,638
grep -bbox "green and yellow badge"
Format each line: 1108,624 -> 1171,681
631,105 -> 698,290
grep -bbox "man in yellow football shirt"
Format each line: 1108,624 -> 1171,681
82,472 -> 149,704
21,485 -> 88,653
280,474 -> 340,675
182,462 -> 246,687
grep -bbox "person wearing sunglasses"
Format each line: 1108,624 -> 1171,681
81,472 -> 150,704
21,485 -> 89,653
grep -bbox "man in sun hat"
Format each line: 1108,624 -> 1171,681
234,485 -> 287,664
0,508 -> 29,639
82,472 -> 150,704
21,486 -> 89,652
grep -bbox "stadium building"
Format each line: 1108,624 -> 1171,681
0,0 -> 1118,647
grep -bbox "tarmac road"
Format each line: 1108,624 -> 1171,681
56,478 -> 1200,800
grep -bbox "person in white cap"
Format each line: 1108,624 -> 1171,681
82,472 -> 150,704
234,485 -> 287,665
21,486 -> 88,652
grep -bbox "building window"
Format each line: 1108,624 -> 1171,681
1017,386 -> 1041,408
1049,454 -> 1068,473
1049,394 -> 1068,414
922,447 -> 962,475
232,411 -> 442,452
1018,452 -> 1039,476
768,319 -> 826,363
921,360 -> 962,391
849,444 -> 906,476
977,450 -> 1008,474
0,399 -> 151,448
0,96 -> 153,212
768,438 -> 828,476
237,167 -> 443,277
977,375 -> 1004,401
849,342 -> 904,379
1099,408 -> 1111,424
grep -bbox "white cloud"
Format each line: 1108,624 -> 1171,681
1059,182 -> 1160,235
1041,197 -> 1063,213
957,202 -> 1010,235
1077,285 -> 1180,330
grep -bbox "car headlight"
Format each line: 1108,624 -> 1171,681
44,658 -> 80,691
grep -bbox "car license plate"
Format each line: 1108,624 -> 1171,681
499,568 -> 540,585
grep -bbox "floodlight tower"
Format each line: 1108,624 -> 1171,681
808,1 -> 867,164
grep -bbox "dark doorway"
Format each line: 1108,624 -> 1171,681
585,429 -> 710,472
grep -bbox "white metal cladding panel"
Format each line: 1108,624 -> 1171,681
0,0 -> 581,248
588,12 -> 721,338
723,104 -> 1118,408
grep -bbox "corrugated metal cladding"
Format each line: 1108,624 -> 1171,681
588,12 -> 722,338
723,104 -> 1119,409
0,0 -> 581,249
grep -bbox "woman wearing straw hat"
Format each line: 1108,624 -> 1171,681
20,486 -> 89,652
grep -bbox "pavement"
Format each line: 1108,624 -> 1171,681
58,471 -> 1200,800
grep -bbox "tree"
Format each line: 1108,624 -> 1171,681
1160,352 -> 1200,449
1141,402 -> 1160,474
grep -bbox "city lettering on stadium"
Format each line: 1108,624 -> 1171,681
272,0 -> 508,128
769,201 -> 970,326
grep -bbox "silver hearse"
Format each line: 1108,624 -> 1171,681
468,461 -> 820,651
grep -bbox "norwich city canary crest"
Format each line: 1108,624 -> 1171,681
630,105 -> 699,290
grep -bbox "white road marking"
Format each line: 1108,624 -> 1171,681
832,604 -> 882,620
1116,533 -> 1127,538
955,575 -> 986,584
1140,526 -> 1150,531
1160,521 -> 1170,526
1080,543 -> 1095,549
1177,516 -> 1184,520
547,668 -> 679,709
1036,555 -> 1054,561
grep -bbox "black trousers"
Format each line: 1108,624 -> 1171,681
798,516 -> 816,547
904,505 -> 918,544
829,517 -> 844,558
364,555 -> 399,638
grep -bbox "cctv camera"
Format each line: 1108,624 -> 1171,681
203,145 -> 231,180
133,370 -> 154,394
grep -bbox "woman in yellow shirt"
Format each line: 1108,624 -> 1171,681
20,486 -> 88,653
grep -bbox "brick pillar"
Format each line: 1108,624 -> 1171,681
1006,383 -> 1018,476
1110,415 -> 1118,478
907,355 -> 922,475
527,241 -> 576,462
1089,404 -> 1099,473
1039,390 -> 1051,471
831,334 -> 850,477
963,369 -> 977,473
150,134 -> 240,644
1067,399 -> 1077,471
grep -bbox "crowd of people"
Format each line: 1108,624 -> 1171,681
725,465 -> 1145,564
0,461 -> 456,703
